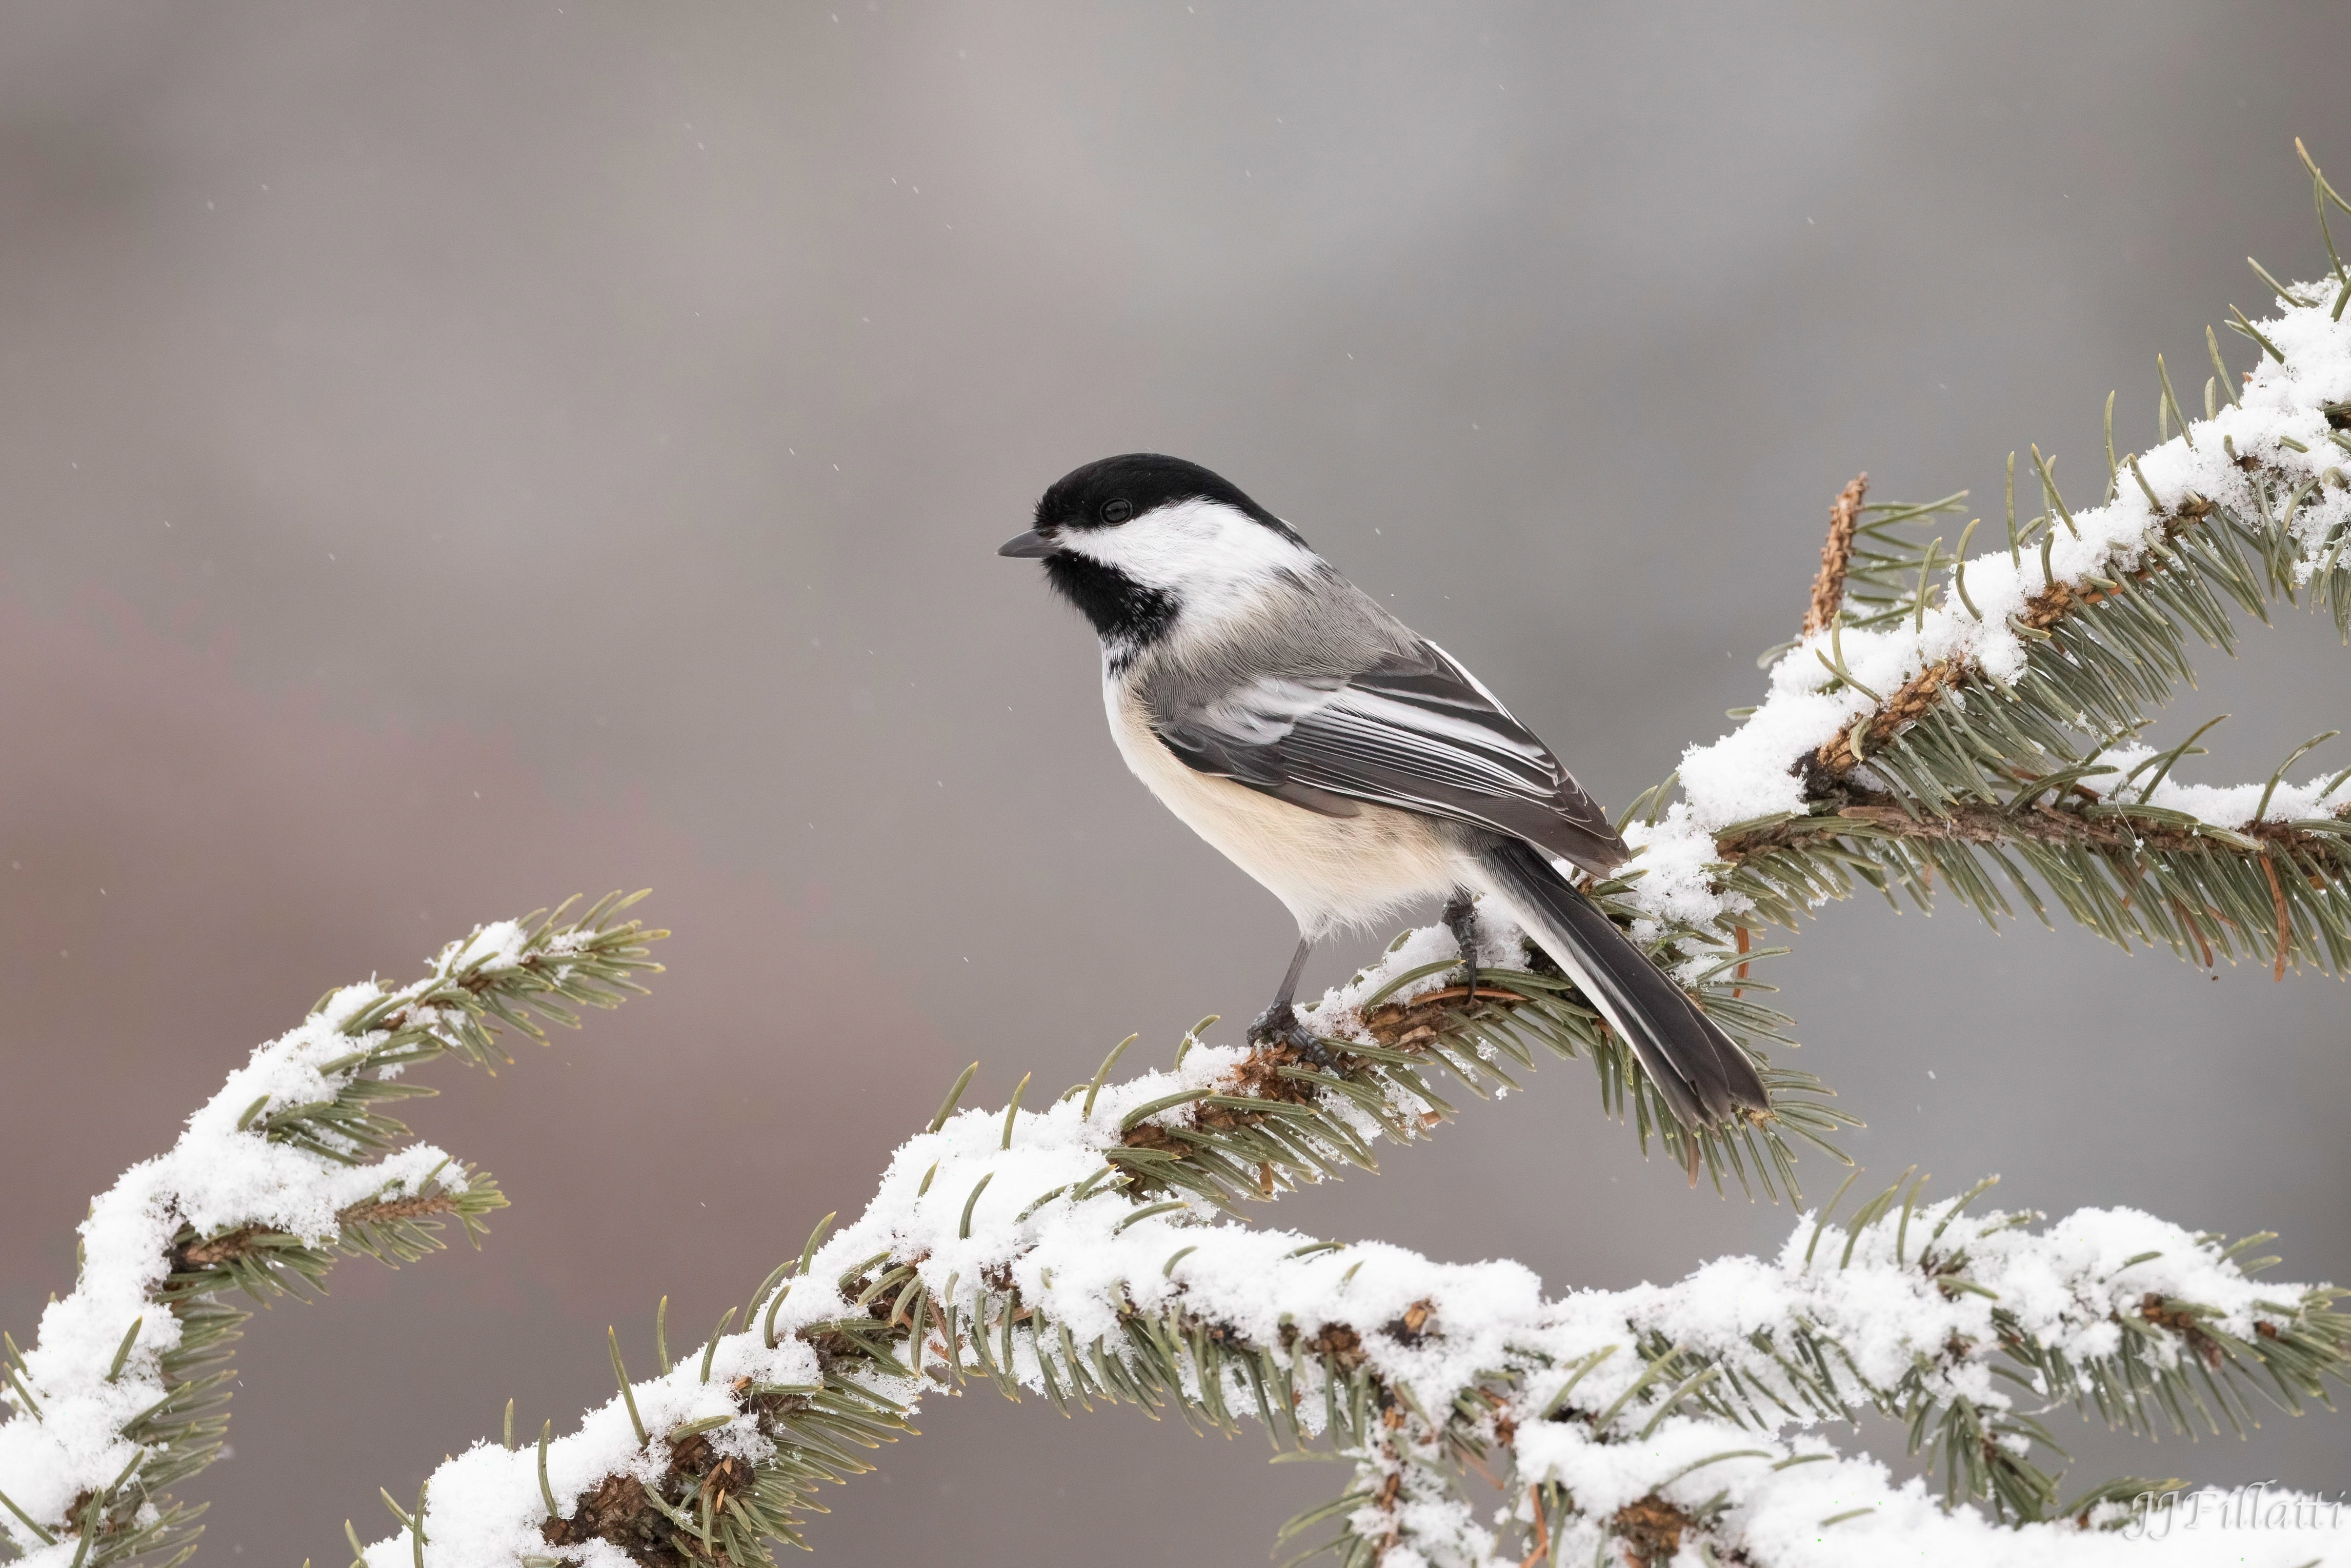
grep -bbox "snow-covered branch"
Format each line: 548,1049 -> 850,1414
0,895 -> 664,1567
358,1043 -> 2347,1567
342,184 -> 2351,1568
1112,912 -> 1849,1203
21,147 -> 2351,1568
1622,253 -> 2351,978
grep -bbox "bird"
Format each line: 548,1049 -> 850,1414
998,453 -> 1767,1128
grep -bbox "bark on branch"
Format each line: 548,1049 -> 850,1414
1802,472 -> 1868,638
173,1192 -> 469,1270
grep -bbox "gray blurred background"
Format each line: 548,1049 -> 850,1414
1,3 -> 2346,1561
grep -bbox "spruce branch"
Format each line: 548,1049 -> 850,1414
333,908 -> 1843,1564
364,1048 -> 2348,1567
1108,913 -> 1850,1211
0,895 -> 663,1567
29,145 -> 2351,1568
1622,196 -> 2351,986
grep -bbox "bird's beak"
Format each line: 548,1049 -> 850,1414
996,529 -> 1057,558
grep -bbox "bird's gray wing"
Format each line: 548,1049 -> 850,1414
1151,639 -> 1630,875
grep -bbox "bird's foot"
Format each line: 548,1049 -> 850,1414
1248,1001 -> 1337,1071
1441,891 -> 1480,1007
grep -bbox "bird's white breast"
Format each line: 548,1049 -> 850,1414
1104,679 -> 1461,938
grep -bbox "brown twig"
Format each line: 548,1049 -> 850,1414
1811,575 -> 2088,777
1120,982 -> 1533,1155
1802,473 -> 1869,638
174,1192 -> 465,1270
1721,792 -> 2349,866
1519,1486 -> 1551,1568
1808,496 -> 2216,780
1713,787 -> 2351,974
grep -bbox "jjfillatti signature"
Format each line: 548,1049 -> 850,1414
2119,1482 -> 2346,1540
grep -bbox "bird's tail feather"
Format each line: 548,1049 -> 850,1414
1473,837 -> 1768,1129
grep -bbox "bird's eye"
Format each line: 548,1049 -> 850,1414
1100,498 -> 1134,524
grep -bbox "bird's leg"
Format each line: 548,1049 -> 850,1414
1442,889 -> 1480,1008
1247,937 -> 1335,1069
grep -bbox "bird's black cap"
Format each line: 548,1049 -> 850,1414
1032,453 -> 1301,542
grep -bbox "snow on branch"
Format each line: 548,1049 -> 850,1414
357,1049 -> 2349,1568
340,166 -> 2351,1568
0,895 -> 665,1567
24,147 -> 2351,1568
1622,242 -> 2351,975
1120,911 -> 1851,1203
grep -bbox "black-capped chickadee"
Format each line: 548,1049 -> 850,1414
1000,453 -> 1766,1128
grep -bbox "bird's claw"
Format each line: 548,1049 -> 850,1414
1442,891 -> 1480,1006
1248,1001 -> 1337,1071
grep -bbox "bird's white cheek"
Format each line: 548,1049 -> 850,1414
1066,516 -> 1213,588
1066,501 -> 1308,590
